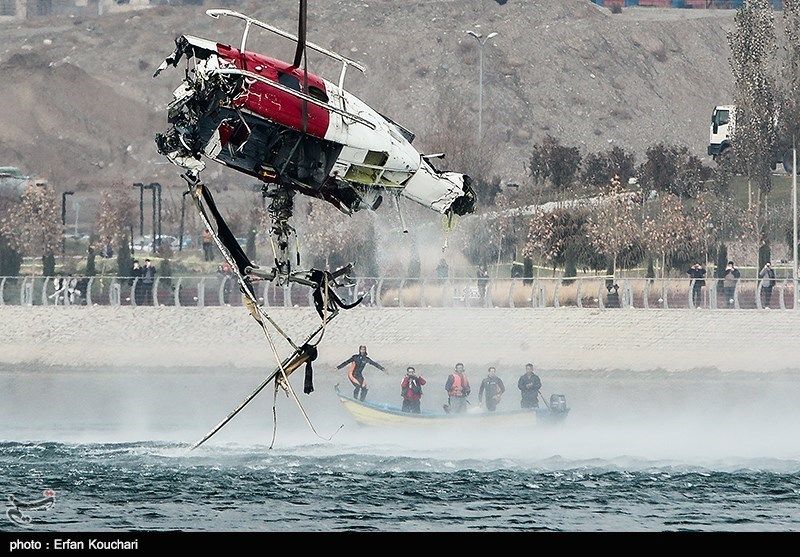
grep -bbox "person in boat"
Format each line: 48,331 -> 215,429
337,345 -> 386,401
444,363 -> 471,414
478,367 -> 505,412
400,367 -> 426,414
518,363 -> 542,409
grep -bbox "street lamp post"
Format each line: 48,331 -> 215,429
179,190 -> 191,253
466,30 -> 498,144
793,135 -> 797,309
61,191 -> 74,255
149,182 -> 162,251
134,183 -> 145,239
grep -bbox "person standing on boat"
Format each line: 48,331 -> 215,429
337,345 -> 386,401
401,367 -> 426,414
518,363 -> 542,409
478,367 -> 505,412
444,363 -> 471,414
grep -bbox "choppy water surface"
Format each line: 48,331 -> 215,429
1,368 -> 799,530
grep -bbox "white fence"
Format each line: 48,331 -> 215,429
0,275 -> 797,310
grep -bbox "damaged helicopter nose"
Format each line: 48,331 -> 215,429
452,174 -> 476,216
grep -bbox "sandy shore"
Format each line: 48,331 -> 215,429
1,306 -> 799,373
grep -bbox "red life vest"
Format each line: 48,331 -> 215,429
448,372 -> 469,397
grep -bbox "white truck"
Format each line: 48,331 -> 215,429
708,105 -> 794,174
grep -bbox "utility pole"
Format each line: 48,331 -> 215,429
149,185 -> 157,254
60,191 -> 74,255
466,30 -> 498,144
149,182 -> 162,248
793,135 -> 797,309
179,190 -> 190,252
134,183 -> 145,238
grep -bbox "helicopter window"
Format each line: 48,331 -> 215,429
364,151 -> 389,167
278,72 -> 301,92
308,86 -> 329,104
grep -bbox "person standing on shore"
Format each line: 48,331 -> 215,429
722,261 -> 740,308
142,258 -> 157,305
759,261 -> 776,308
687,263 -> 707,308
131,260 -> 143,305
202,228 -> 214,261
477,264 -> 490,303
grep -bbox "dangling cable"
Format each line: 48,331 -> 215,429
260,294 -> 341,442
278,362 -> 343,442
269,380 -> 280,450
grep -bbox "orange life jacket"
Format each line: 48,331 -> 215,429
347,362 -> 360,386
448,372 -> 469,397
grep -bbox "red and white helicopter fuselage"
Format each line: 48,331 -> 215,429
155,10 -> 475,218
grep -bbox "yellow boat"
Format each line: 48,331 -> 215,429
335,385 -> 569,428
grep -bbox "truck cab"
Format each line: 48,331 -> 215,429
709,105 -> 734,159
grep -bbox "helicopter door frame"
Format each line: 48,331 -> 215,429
206,8 -> 365,99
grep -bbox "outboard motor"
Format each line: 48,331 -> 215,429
549,394 -> 568,413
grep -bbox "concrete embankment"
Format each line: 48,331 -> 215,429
1,306 -> 798,373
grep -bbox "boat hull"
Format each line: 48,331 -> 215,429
337,394 -> 567,428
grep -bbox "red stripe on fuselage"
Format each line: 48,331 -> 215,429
216,44 -> 330,138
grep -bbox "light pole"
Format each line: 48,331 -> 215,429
149,182 -> 162,250
61,191 -> 74,255
179,190 -> 191,252
466,30 -> 498,144
793,134 -> 797,309
134,182 -> 145,239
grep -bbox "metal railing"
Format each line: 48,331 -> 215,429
0,275 -> 797,310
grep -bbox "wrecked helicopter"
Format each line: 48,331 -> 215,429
153,2 -> 476,447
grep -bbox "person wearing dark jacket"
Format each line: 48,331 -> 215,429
722,261 -> 741,308
401,367 -> 426,413
478,367 -> 505,412
686,263 -> 707,308
337,345 -> 385,401
759,262 -> 777,308
131,260 -> 143,305
142,258 -> 156,306
518,363 -> 542,409
477,264 -> 490,303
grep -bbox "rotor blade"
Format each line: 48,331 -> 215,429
292,0 -> 307,68
190,348 -> 312,451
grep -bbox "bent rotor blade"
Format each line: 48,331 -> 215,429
190,319 -> 328,451
190,351 -> 307,451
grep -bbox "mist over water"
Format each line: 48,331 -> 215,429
2,367 -> 799,530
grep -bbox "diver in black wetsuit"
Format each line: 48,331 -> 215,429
337,345 -> 386,401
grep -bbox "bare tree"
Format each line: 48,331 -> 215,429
295,199 -> 377,275
728,0 -> 777,208
527,135 -> 582,191
779,0 -> 800,158
643,194 -> 695,278
425,88 -> 496,194
453,211 -> 516,268
0,183 -> 62,274
586,177 -> 641,278
95,188 -> 135,250
524,208 -> 597,275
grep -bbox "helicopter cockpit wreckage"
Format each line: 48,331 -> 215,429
154,2 -> 476,447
